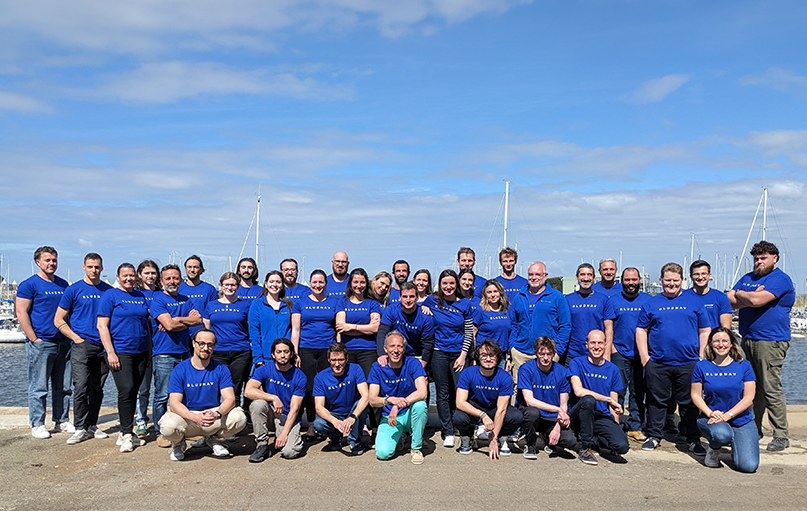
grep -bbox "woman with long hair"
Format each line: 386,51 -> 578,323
368,271 -> 392,307
133,259 -> 160,438
248,270 -> 293,369
412,269 -> 432,304
474,279 -> 512,370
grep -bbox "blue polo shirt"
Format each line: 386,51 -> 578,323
516,360 -> 570,416
608,291 -> 652,359
17,274 -> 69,341
58,280 -> 113,344
167,358 -> 234,410
313,363 -> 366,416
637,292 -> 710,365
732,268 -> 795,341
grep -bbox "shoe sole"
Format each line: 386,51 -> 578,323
459,449 -> 472,455
580,458 -> 598,465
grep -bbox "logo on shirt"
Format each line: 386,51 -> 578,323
658,306 -> 689,311
704,371 -> 738,377
571,303 -> 599,309
186,381 -> 215,388
583,371 -> 609,380
616,306 -> 641,313
266,378 -> 292,389
327,379 -> 354,391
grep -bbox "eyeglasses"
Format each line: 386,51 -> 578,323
194,341 -> 216,349
478,352 -> 497,359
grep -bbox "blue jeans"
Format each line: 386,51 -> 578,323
611,352 -> 645,432
697,417 -> 759,473
313,402 -> 369,449
26,339 -> 72,427
431,350 -> 462,436
152,353 -> 188,434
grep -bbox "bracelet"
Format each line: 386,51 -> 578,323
727,411 -> 734,418
479,411 -> 487,420
216,410 -> 222,419
348,413 -> 357,420
383,397 -> 389,407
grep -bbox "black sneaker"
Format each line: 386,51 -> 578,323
578,448 -> 598,465
350,444 -> 364,456
249,444 -> 271,463
767,437 -> 790,452
523,445 -> 537,460
323,439 -> 342,452
688,441 -> 706,455
642,437 -> 660,451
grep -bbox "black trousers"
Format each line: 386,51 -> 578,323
644,360 -> 699,442
520,406 -> 577,450
569,395 -> 629,454
212,350 -> 253,407
349,349 -> 381,429
108,351 -> 149,435
71,341 -> 110,430
299,348 -> 329,423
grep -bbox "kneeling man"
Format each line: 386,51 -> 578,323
368,331 -> 428,464
159,329 -> 247,461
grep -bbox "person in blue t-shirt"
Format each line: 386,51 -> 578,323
472,279 -> 513,366
728,241 -> 795,453
457,247 -> 487,299
368,331 -> 428,464
422,269 -> 473,448
591,258 -> 624,298
688,260 -> 732,329
388,259 -> 411,306
280,258 -> 311,303
291,269 -> 339,439
376,282 -> 434,364
369,271 -> 392,307
235,257 -> 263,301
245,338 -> 307,461
159,329 -> 247,461
412,269 -> 433,304
178,255 -> 218,338
202,272 -> 252,410
637,262 -> 710,453
563,263 -> 612,362
54,253 -> 113,444
16,246 -> 72,439
603,267 -> 651,443
326,251 -> 350,299
691,327 -> 758,472
457,268 -> 478,307
150,264 -> 202,447
249,270 -> 293,368
313,342 -> 370,455
454,340 -> 522,459
495,247 -> 528,303
518,336 -> 577,459
97,263 -> 151,453
133,259 -> 161,438
568,330 -> 629,465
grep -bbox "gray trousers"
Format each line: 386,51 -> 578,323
249,399 -> 303,459
742,338 -> 790,438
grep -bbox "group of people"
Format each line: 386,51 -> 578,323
16,242 -> 795,471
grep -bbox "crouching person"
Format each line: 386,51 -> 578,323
159,329 -> 247,461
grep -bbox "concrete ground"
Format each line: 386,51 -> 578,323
1,406 -> 806,511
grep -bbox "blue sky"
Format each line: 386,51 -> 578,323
1,0 -> 805,291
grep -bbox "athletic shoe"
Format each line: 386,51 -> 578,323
476,424 -> 489,440
507,428 -> 521,442
31,425 -> 51,439
704,447 -> 721,468
642,437 -> 660,451
58,421 -> 76,434
190,437 -> 206,448
523,445 -> 538,460
206,437 -> 230,457
323,439 -> 342,452
89,425 -> 109,439
350,444 -> 364,456
689,441 -> 706,455
627,430 -> 647,442
170,440 -> 187,461
498,439 -> 511,456
544,445 -> 555,455
134,423 -> 148,438
66,429 -> 90,445
249,444 -> 271,463
443,435 -> 456,448
459,436 -> 472,454
578,448 -> 598,465
396,432 -> 411,453
117,432 -> 145,447
767,437 -> 790,452
119,433 -> 135,453
411,449 -> 424,465
156,434 -> 171,448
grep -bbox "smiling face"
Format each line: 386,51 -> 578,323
690,265 -> 711,290
440,275 -> 458,297
351,274 -> 367,297
459,273 -> 474,293
221,277 -> 239,299
238,260 -> 255,281
709,330 -> 732,358
331,251 -> 349,277
118,267 -> 137,292
457,252 -> 475,270
621,269 -> 641,296
139,266 -> 158,288
384,334 -> 406,365
400,287 -> 417,312
576,266 -> 595,290
309,273 -> 327,296
599,261 -> 617,283
393,263 -> 410,286
373,276 -> 391,298
185,259 -> 202,280
661,271 -> 683,297
500,255 -> 516,274
161,268 -> 182,294
413,272 -> 430,295
265,274 -> 283,296
586,331 -> 606,360
280,261 -> 298,286
527,263 -> 547,290
484,283 -> 501,308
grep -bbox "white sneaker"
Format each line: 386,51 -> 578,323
499,439 -> 511,456
58,421 -> 76,434
476,424 -> 489,440
117,432 -> 145,446
31,425 -> 51,439
170,440 -> 187,461
88,425 -> 109,439
66,429 -> 90,445
443,435 -> 456,448
705,447 -> 721,468
119,433 -> 135,452
206,437 -> 230,457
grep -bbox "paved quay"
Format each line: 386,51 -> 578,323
1,406 -> 806,511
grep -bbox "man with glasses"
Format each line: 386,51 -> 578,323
281,258 -> 310,303
159,329 -> 247,461
327,251 -> 350,298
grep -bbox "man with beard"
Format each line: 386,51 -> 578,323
687,260 -> 732,329
235,257 -> 262,301
326,251 -> 350,299
592,259 -> 623,298
603,267 -> 651,442
457,247 -> 487,298
495,247 -> 528,302
387,260 -> 411,306
562,263 -> 613,363
178,255 -> 218,338
728,241 -> 795,452
280,258 -> 310,303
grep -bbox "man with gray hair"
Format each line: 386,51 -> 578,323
592,259 -> 623,298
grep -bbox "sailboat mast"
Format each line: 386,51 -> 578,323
762,187 -> 768,240
503,180 -> 510,248
256,187 -> 261,263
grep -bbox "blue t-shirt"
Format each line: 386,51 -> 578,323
292,295 -> 338,349
457,366 -> 513,410
472,306 -> 512,351
58,280 -> 113,344
203,299 -> 251,352
312,363 -> 367,416
141,288 -> 157,307
472,274 -> 487,299
178,281 -> 218,337
495,274 -> 528,302
97,288 -> 150,354
568,357 -> 623,414
637,292 -> 710,365
285,283 -> 311,303
388,287 -> 401,306
17,274 -> 69,341
250,363 -> 307,422
337,298 -> 383,351
422,295 -> 471,352
592,281 -> 623,298
565,291 -> 612,359
150,292 -> 193,355
732,268 -> 795,341
367,356 -> 427,415
236,284 -> 263,301
378,303 -> 434,357
516,360 -> 570,416
692,359 -> 755,427
167,358 -> 234,410
686,288 -> 732,329
326,274 -> 349,299
608,291 -> 652,359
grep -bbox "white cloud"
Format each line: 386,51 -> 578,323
0,90 -> 54,113
626,74 -> 693,104
738,130 -> 807,167
740,67 -> 807,93
78,238 -> 93,247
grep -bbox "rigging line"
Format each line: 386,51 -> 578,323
483,192 -> 506,270
769,197 -> 800,285
238,209 -> 257,263
512,193 -> 542,259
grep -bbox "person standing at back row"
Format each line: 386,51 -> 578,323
327,251 -> 350,298
457,247 -> 487,299
561,263 -> 612,363
179,255 -> 218,339
281,258 -> 310,303
687,260 -> 732,329
728,240 -> 795,452
235,258 -> 263,301
495,247 -> 527,303
592,259 -> 623,298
